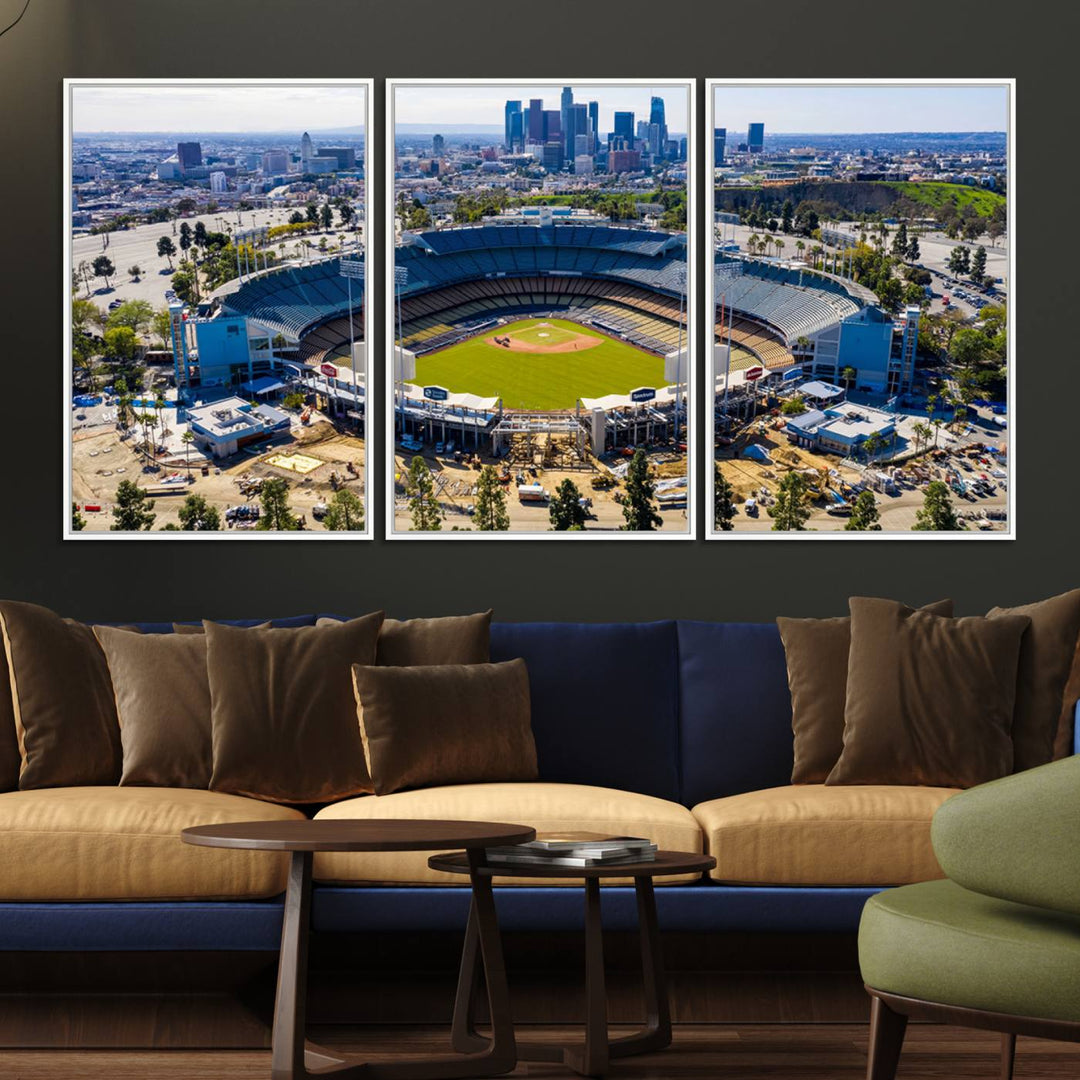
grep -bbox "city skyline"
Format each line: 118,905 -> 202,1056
395,85 -> 689,135
713,84 -> 1008,135
72,84 -> 367,134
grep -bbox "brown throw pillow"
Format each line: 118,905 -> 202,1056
207,613 -> 384,803
317,611 -> 492,666
778,599 -> 954,784
0,600 -> 121,789
987,590 -> 1080,772
0,647 -> 19,792
1058,641 -> 1080,760
827,598 -> 1030,788
172,621 -> 271,634
93,626 -> 212,788
352,659 -> 536,796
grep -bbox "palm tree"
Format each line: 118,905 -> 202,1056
748,232 -> 760,256
182,430 -> 195,477
775,238 -> 785,261
795,239 -> 805,263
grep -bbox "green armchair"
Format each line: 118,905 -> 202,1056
859,755 -> 1080,1080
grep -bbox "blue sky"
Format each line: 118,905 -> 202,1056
394,84 -> 689,133
713,84 -> 1009,133
72,84 -> 367,133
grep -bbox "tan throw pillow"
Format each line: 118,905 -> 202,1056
0,646 -> 18,792
778,599 -> 954,784
172,621 -> 272,634
352,659 -> 536,796
827,598 -> 1030,789
207,614 -> 384,804
0,601 -> 121,789
93,626 -> 212,788
317,611 -> 492,666
987,590 -> 1080,772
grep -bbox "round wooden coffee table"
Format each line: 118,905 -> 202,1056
183,819 -> 535,1080
429,849 -> 715,1078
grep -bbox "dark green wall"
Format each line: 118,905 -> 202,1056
0,0 -> 1072,623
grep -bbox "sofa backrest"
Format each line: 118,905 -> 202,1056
676,621 -> 794,806
490,620 -> 681,802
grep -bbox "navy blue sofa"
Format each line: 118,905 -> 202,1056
4,617 -> 1072,955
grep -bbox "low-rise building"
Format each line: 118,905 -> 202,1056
186,397 -> 290,459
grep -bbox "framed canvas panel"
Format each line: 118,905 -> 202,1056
64,78 -> 373,539
705,79 -> 1014,540
386,78 -> 696,540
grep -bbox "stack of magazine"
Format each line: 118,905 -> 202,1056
484,832 -> 657,868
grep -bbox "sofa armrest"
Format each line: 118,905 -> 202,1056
1074,699 -> 1080,756
931,756 -> 1080,917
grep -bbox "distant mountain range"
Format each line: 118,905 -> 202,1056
73,128 -> 364,139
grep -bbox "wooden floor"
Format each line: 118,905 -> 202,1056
2,1024 -> 1080,1079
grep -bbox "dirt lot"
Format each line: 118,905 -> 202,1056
72,419 -> 365,533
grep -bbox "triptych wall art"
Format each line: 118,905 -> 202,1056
63,78 -> 1013,541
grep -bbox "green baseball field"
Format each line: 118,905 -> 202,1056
409,318 -> 665,411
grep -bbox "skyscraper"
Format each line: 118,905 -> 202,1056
649,96 -> 666,128
566,102 -> 588,157
527,98 -> 544,143
300,132 -> 313,170
588,100 -> 599,151
504,100 -> 522,151
432,134 -> 445,156
560,86 -> 573,146
747,122 -> 765,153
542,109 -> 562,169
177,141 -> 202,171
714,127 -> 726,165
613,111 -> 635,144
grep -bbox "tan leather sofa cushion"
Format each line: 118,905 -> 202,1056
313,782 -> 702,886
0,787 -> 305,900
693,784 -> 959,886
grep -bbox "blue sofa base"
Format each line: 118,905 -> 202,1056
0,885 -> 881,951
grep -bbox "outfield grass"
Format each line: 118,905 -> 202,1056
410,318 -> 665,411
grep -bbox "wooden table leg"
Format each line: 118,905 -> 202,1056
272,850 -> 318,1080
272,849 -> 515,1080
563,877 -> 609,1078
609,875 -> 671,1058
449,898 -> 487,1054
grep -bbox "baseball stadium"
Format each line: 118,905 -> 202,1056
711,254 -> 918,400
390,220 -> 690,460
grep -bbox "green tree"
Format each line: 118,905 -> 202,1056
970,245 -> 987,281
71,502 -> 86,532
768,471 -> 811,531
178,493 -> 221,531
405,455 -> 442,531
780,199 -> 794,233
152,307 -> 173,348
320,202 -> 334,231
947,245 -> 970,275
157,235 -> 176,268
128,264 -> 141,281
621,449 -> 662,531
178,221 -> 192,255
288,210 -> 305,226
714,464 -> 735,532
473,465 -> 510,531
906,235 -> 920,262
181,429 -> 195,476
891,221 -> 908,258
282,390 -> 306,411
305,202 -> 319,224
257,477 -> 299,531
92,254 -> 115,290
845,490 -> 881,531
193,221 -> 208,247
338,202 -> 354,227
103,325 -> 138,360
171,267 -> 196,304
107,299 -> 154,335
111,480 -> 156,531
781,394 -> 807,416
549,478 -> 587,531
913,480 -> 963,531
323,488 -> 365,531
840,366 -> 857,390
